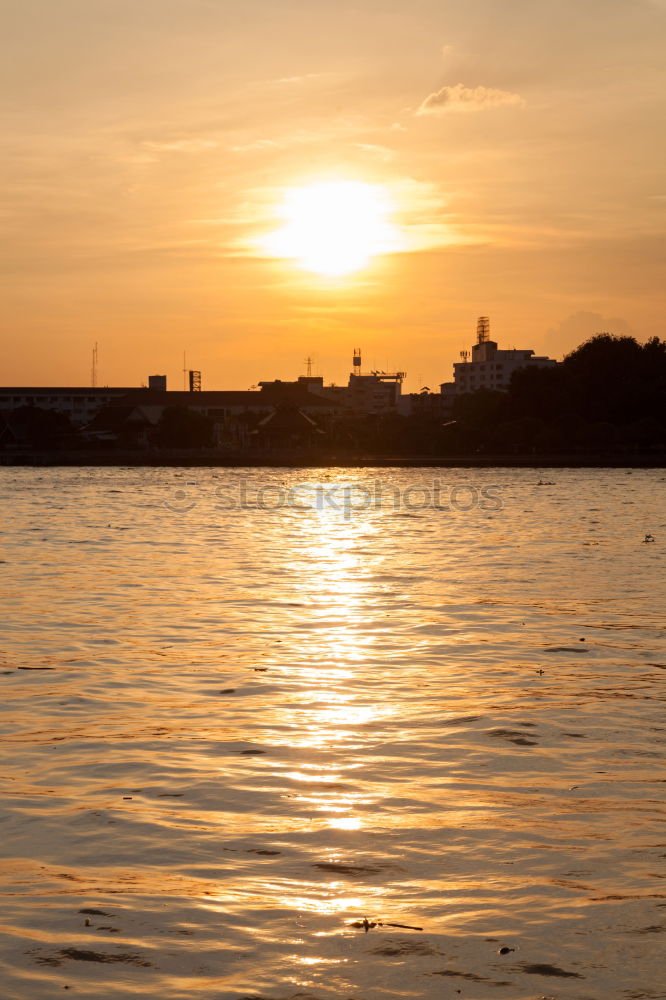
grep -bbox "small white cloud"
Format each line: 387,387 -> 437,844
230,139 -> 281,153
275,73 -> 324,85
354,143 -> 395,161
417,83 -> 525,115
142,139 -> 219,152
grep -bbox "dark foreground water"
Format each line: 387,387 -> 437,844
0,467 -> 664,1000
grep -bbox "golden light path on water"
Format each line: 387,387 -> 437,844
0,467 -> 664,999
206,496 -> 395,937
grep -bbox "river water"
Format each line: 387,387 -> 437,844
0,466 -> 664,1000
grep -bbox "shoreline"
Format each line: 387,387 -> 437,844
1,450 -> 665,469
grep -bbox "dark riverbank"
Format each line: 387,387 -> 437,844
1,449 -> 665,468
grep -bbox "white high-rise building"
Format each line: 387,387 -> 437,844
440,317 -> 557,397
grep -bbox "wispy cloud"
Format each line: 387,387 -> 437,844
141,138 -> 220,153
353,143 -> 395,162
230,139 -> 281,154
417,83 -> 525,115
228,116 -> 387,155
274,73 -> 326,85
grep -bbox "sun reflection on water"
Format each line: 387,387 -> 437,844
275,489 -> 396,840
327,817 -> 363,831
252,485 -> 394,915
201,477 -> 415,928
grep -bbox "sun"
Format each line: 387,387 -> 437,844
259,180 -> 402,277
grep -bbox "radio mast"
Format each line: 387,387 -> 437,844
91,342 -> 98,387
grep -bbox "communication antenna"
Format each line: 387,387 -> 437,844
477,316 -> 490,344
305,355 -> 314,377
460,350 -> 469,362
352,348 -> 362,374
182,351 -> 187,391
91,342 -> 98,388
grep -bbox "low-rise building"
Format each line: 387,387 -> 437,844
83,386 -> 345,450
0,387 -> 133,426
259,363 -> 406,415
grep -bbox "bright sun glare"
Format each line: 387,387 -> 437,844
259,180 -> 401,277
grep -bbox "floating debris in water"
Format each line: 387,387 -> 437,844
351,917 -> 376,932
349,916 -> 423,933
381,921 -> 424,931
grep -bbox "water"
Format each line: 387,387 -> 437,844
0,466 -> 664,1000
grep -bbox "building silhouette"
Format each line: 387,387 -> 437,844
440,316 -> 557,399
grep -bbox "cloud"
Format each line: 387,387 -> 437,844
417,83 -> 525,115
141,138 -> 220,153
542,311 -> 635,358
353,143 -> 395,162
274,73 -> 325,85
230,139 -> 281,154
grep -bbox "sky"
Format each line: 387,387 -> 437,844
2,0 -> 665,392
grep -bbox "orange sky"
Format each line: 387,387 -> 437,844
2,0 -> 665,393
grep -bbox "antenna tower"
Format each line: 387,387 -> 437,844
460,350 -> 469,362
305,356 -> 314,377
91,342 -> 98,387
352,348 -> 362,374
477,316 -> 490,344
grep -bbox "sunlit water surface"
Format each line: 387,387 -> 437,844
0,467 -> 664,1000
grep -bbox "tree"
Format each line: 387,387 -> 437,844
3,406 -> 74,450
562,334 -> 665,423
